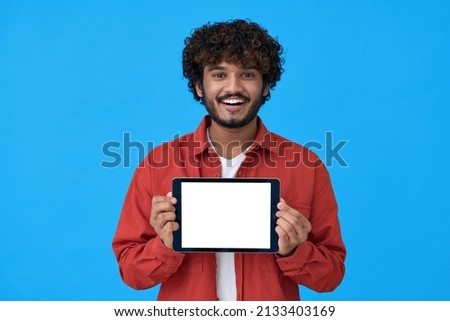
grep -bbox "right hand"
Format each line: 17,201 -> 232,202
149,192 -> 179,249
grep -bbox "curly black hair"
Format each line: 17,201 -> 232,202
182,19 -> 284,103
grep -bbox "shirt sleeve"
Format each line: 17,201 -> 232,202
276,163 -> 346,292
112,167 -> 185,290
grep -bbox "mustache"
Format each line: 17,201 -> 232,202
216,93 -> 250,102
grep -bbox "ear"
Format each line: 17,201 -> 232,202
195,81 -> 204,98
262,83 -> 269,97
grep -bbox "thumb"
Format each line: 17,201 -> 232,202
167,191 -> 177,204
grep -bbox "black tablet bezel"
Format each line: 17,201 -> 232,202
172,177 -> 280,253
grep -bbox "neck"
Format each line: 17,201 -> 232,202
208,118 -> 258,159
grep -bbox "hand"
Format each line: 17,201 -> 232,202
149,192 -> 179,249
275,198 -> 312,256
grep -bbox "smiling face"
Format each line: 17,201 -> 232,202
195,62 -> 269,129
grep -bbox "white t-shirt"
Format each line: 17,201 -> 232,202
216,153 -> 246,301
207,128 -> 247,301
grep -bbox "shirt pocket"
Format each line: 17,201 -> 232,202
285,201 -> 311,220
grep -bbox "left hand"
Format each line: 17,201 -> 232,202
275,198 -> 312,256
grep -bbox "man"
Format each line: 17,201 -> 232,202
112,19 -> 346,300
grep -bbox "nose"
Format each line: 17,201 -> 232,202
225,74 -> 243,93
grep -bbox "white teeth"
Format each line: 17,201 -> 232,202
222,99 -> 244,104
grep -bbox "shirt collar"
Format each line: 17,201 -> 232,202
188,115 -> 279,156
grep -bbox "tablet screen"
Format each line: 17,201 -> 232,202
172,178 -> 280,252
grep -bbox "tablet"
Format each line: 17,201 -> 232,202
172,177 -> 280,252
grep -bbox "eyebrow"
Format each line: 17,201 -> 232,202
206,65 -> 259,72
207,65 -> 226,72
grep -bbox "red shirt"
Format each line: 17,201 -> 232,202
112,116 -> 346,300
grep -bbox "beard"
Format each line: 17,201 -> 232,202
202,92 -> 265,129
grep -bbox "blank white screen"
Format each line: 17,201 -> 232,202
181,182 -> 271,249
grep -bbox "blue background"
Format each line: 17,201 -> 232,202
1,0 -> 449,300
